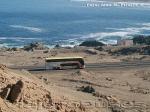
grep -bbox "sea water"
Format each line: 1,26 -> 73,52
0,0 -> 150,47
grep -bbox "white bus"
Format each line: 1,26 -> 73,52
45,57 -> 85,70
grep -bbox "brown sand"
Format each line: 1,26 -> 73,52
0,47 -> 150,112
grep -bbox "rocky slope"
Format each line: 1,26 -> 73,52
0,65 -> 88,112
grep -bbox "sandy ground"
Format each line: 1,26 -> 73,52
0,47 -> 116,67
31,67 -> 150,112
0,47 -> 150,67
0,47 -> 150,112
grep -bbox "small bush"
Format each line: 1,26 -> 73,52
78,86 -> 95,93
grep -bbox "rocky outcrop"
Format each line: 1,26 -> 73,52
78,86 -> 95,93
0,47 -> 20,52
85,49 -> 98,55
109,46 -> 150,55
0,65 -> 89,112
23,42 -> 48,51
0,65 -> 52,109
1,80 -> 24,103
79,40 -> 105,47
133,35 -> 150,45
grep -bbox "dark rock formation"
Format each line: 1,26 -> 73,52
85,49 -> 98,55
110,46 -> 150,55
133,35 -> 150,45
23,42 -> 48,51
79,40 -> 105,47
0,80 -> 24,103
78,86 -> 95,93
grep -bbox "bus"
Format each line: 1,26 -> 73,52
45,57 -> 85,70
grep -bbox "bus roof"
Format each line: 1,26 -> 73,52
45,57 -> 84,61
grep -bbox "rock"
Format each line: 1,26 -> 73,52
79,86 -> 95,93
0,47 -> 9,52
133,35 -> 150,45
43,50 -> 49,53
95,46 -> 104,51
7,80 -> 24,103
110,47 -> 140,55
93,92 -> 101,97
23,42 -> 48,51
130,87 -> 150,94
9,47 -> 20,51
141,46 -> 150,55
85,49 -> 98,55
0,80 -> 24,103
0,85 -> 12,100
79,102 -> 86,111
0,64 -> 6,70
79,40 -> 105,47
111,105 -> 125,112
106,77 -> 112,81
0,66 -> 87,111
72,70 -> 82,76
55,44 -> 61,48
109,45 -> 150,55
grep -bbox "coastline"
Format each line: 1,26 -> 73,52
1,1 -> 150,111
0,41 -> 149,67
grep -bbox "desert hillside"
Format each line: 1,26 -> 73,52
0,44 -> 150,112
0,65 -> 96,112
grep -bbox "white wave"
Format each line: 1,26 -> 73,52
80,31 -> 132,39
0,43 -> 10,47
61,44 -> 76,48
100,40 -> 118,45
77,22 -> 150,44
109,23 -> 150,33
9,25 -> 43,33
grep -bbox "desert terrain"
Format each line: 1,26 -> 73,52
0,45 -> 150,112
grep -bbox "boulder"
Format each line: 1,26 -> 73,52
78,86 -> 95,93
0,47 -> 8,52
23,42 -> 48,51
79,40 -> 105,47
110,46 -> 150,55
85,49 -> 98,55
109,47 -> 140,55
7,47 -> 20,51
7,80 -> 24,103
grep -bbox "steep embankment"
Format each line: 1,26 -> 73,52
0,64 -> 53,111
0,65 -> 87,112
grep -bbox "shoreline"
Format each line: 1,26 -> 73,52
0,39 -> 150,112
0,34 -> 150,49
0,41 -> 149,67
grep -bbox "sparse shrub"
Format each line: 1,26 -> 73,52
78,86 -> 95,93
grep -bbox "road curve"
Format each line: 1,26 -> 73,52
9,60 -> 150,71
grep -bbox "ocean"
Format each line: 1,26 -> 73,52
0,0 -> 150,47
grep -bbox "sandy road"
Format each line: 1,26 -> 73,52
9,60 -> 150,71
